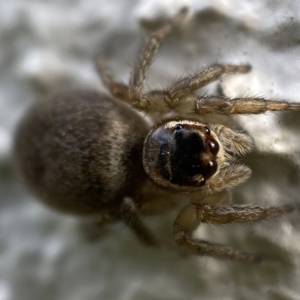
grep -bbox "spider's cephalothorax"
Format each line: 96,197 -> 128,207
14,8 -> 297,262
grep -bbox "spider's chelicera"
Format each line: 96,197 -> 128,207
14,7 -> 298,262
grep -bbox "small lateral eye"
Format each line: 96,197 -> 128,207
204,126 -> 210,135
199,177 -> 206,186
204,160 -> 217,177
174,124 -> 183,131
208,140 -> 219,155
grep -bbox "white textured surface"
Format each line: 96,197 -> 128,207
1,1 -> 300,299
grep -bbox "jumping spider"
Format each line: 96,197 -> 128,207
14,8 -> 298,262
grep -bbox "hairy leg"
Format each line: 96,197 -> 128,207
128,64 -> 250,113
163,64 -> 251,108
95,58 -> 129,101
129,8 -> 188,110
194,95 -> 300,114
174,203 -> 294,261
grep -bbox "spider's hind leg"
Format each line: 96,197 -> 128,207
174,202 -> 294,261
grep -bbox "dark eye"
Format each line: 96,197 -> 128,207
208,140 -> 219,155
204,160 -> 217,177
199,177 -> 206,186
174,124 -> 183,131
204,126 -> 210,135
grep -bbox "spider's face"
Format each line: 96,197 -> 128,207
143,120 -> 220,192
143,120 -> 253,194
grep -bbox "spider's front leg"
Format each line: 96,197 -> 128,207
174,202 -> 294,261
163,64 -> 251,109
140,63 -> 251,114
194,95 -> 300,114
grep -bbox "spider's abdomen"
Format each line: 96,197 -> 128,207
13,90 -> 149,215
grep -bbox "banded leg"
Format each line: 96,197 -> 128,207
174,203 -> 294,261
163,64 -> 251,108
194,95 -> 300,114
133,64 -> 251,113
129,7 -> 188,109
95,58 -> 129,101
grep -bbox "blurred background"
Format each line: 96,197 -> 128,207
1,0 -> 300,299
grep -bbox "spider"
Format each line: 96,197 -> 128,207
14,8 -> 298,262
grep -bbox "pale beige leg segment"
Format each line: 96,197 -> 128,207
195,203 -> 294,224
195,96 -> 300,114
164,64 -> 251,108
